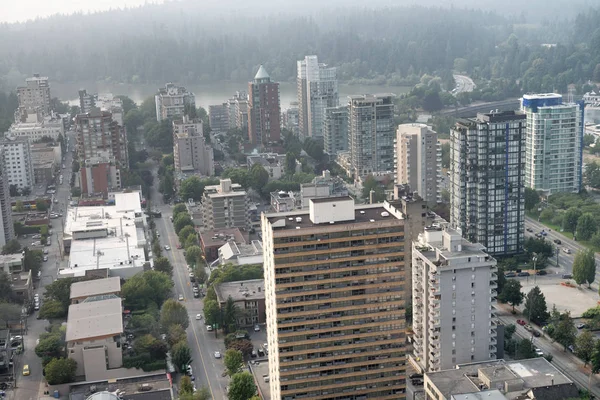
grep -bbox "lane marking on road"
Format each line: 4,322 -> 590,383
163,210 -> 216,397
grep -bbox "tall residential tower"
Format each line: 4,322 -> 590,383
450,111 -> 526,257
248,65 -> 281,147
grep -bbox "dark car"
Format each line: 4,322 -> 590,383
532,330 -> 541,337
412,379 -> 424,386
553,239 -> 562,245
517,272 -> 530,277
505,272 -> 517,278
409,373 -> 423,379
526,228 -> 533,232
536,270 -> 547,276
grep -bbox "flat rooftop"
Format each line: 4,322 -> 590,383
66,297 -> 123,342
70,277 -> 121,299
214,279 -> 265,303
0,254 -> 23,265
69,373 -> 172,400
200,228 -> 246,248
427,358 -> 573,400
451,390 -> 506,400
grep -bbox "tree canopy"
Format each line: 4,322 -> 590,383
499,279 -> 524,312
159,299 -> 190,330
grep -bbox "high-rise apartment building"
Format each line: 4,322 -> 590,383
323,105 -> 348,155
75,108 -> 128,195
348,94 -> 395,178
282,103 -> 299,136
411,224 -> 498,373
522,93 -> 584,194
201,179 -> 251,231
208,104 -> 230,133
297,55 -> 339,141
248,66 -> 281,146
172,116 -> 214,178
15,74 -> 51,122
395,123 -> 441,203
0,150 -> 14,246
0,137 -> 34,189
154,83 -> 196,122
78,90 -> 125,126
450,111 -> 526,257
227,91 -> 249,131
262,196 -> 411,400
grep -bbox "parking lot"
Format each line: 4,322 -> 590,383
520,277 -> 598,318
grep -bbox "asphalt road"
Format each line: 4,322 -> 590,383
150,173 -> 230,399
12,132 -> 75,400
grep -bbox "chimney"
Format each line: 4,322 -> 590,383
369,190 -> 375,204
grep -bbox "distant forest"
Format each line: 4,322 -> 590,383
0,2 -> 600,94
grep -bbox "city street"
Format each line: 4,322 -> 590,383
12,132 -> 75,400
149,175 -> 230,399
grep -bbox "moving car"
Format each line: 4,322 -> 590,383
505,272 -> 516,278
43,256 -> 48,262
563,248 -> 571,254
577,323 -> 587,329
206,325 -> 213,331
553,239 -> 562,245
164,245 -> 171,251
516,319 -> 526,326
254,324 -> 260,332
22,364 -> 30,376
535,348 -> 543,357
214,351 -> 221,359
178,294 -> 184,301
196,314 -> 202,320
562,274 -> 573,279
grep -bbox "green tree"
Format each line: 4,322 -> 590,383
361,175 -> 385,202
180,375 -> 194,395
573,249 -> 596,288
523,286 -> 549,326
562,207 -> 582,233
504,324 -> 516,341
285,152 -> 297,176
172,341 -> 192,372
554,312 -> 577,351
591,339 -> 600,373
122,271 -> 173,310
167,324 -> 187,347
44,358 -> 77,384
524,187 -> 540,212
14,201 -> 25,212
0,303 -> 22,327
516,338 -> 537,359
249,164 -> 270,192
224,349 -> 243,376
222,168 -> 251,188
499,279 -> 524,312
223,296 -> 239,333
35,334 -> 63,360
203,299 -> 221,327
185,245 -> 202,266
0,272 -> 12,302
576,330 -> 596,366
173,203 -> 187,217
228,372 -> 257,400
2,239 -> 21,254
179,176 -> 219,202
160,299 -> 190,330
577,212 -> 597,241
39,299 -> 67,319
174,213 -> 194,234
440,142 -> 450,169
129,313 -> 158,333
35,199 -> 48,212
180,387 -> 211,400
24,248 -> 43,277
178,226 -> 196,245
585,162 -> 600,189
153,257 -> 173,275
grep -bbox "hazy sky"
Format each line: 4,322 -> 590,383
1,0 -> 165,23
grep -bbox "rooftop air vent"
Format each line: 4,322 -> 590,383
381,212 -> 390,217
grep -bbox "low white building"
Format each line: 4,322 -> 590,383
61,191 -> 147,278
6,114 -> 64,142
217,240 -> 263,266
246,153 -> 299,180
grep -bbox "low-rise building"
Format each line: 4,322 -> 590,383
70,373 -> 173,400
270,191 -> 299,212
61,191 -> 147,278
424,358 -> 578,400
79,156 -> 121,197
70,276 -> 121,304
66,296 -> 124,381
6,114 -> 64,142
0,254 -> 32,304
209,104 -> 230,133
214,279 -> 265,327
200,228 -> 247,263
300,169 -> 348,208
218,240 -> 263,267
246,153 -> 293,180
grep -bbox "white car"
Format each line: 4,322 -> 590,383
563,248 -> 571,254
195,314 -> 202,320
164,245 -> 171,251
178,294 -> 184,301
206,325 -> 213,332
214,351 -> 221,359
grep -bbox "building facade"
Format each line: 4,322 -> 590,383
522,93 -> 584,194
282,103 -> 299,136
348,94 -> 396,179
172,116 -> 214,178
411,225 -> 498,373
262,197 -> 409,400
201,179 -> 251,231
7,115 -> 64,142
248,66 -> 281,146
154,83 -> 195,122
323,105 -> 348,155
395,123 -> 441,203
450,111 -> 526,257
214,279 -> 266,327
16,74 -> 51,122
297,55 -> 339,141
0,138 -> 34,189
0,150 -> 14,247
227,91 -> 249,131
209,104 -> 230,133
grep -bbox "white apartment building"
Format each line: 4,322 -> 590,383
172,116 -> 214,177
7,115 -> 64,142
411,224 -> 498,373
0,138 -> 34,189
15,74 -> 51,122
522,93 -> 584,194
201,179 -> 251,231
395,123 -> 441,203
155,83 -> 195,122
297,55 -> 339,140
348,94 -> 396,179
450,111 -> 526,257
0,149 -> 14,247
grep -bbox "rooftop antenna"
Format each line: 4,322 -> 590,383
568,86 -> 575,104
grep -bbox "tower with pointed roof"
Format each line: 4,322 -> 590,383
248,65 -> 281,147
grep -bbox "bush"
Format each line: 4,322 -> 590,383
582,306 -> 600,319
123,353 -> 164,371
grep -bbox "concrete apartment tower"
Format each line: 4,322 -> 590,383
323,105 -> 349,155
521,93 -> 584,194
262,196 -> 417,400
449,111 -> 526,257
0,149 -> 14,246
154,83 -> 196,122
410,223 -> 498,373
15,74 -> 51,122
201,179 -> 251,231
348,94 -> 396,179
172,116 -> 214,178
248,65 -> 281,147
395,123 -> 441,204
0,137 -> 34,190
297,55 -> 339,141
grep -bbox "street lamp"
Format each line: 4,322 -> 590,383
533,254 -> 538,285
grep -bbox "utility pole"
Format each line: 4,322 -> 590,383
556,246 -> 560,267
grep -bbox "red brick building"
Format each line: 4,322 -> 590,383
248,65 -> 281,147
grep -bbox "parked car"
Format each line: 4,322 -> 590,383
563,248 -> 571,254
196,314 -> 202,320
254,324 -> 260,332
532,330 -> 541,337
535,348 -> 543,356
505,272 -> 517,278
553,239 -> 562,245
22,364 -> 30,376
516,319 -> 526,326
536,270 -> 547,275
517,271 -> 530,277
577,323 -> 587,329
206,325 -> 213,332
164,245 -> 171,251
526,228 -> 533,232
178,294 -> 184,301
214,351 -> 221,359
562,274 -> 573,279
